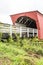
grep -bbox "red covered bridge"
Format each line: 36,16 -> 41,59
10,11 -> 43,39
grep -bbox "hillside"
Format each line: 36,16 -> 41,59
0,36 -> 43,65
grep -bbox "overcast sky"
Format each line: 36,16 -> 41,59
0,0 -> 43,24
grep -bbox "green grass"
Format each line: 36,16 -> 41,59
0,37 -> 43,65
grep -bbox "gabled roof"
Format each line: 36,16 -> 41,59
10,10 -> 43,24
10,10 -> 43,16
10,10 -> 43,39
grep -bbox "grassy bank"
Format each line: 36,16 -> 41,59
0,36 -> 43,65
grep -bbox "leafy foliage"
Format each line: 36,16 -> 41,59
0,34 -> 43,65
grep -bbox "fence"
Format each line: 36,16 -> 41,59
0,23 -> 38,37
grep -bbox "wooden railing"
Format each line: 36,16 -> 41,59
0,24 -> 38,37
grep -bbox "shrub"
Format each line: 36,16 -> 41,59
0,32 -> 2,41
36,49 -> 43,56
12,33 -> 17,41
1,33 -> 10,42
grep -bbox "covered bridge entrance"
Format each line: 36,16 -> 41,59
10,11 -> 43,39
15,16 -> 38,38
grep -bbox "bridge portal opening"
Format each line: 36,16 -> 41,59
15,16 -> 38,38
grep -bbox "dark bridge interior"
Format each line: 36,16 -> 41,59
16,16 -> 37,29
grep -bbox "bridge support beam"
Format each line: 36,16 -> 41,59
27,28 -> 29,37
20,26 -> 22,37
33,29 -> 34,37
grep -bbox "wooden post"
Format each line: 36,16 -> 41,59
10,24 -> 12,37
27,28 -> 29,37
33,29 -> 34,37
20,26 -> 22,37
37,30 -> 38,36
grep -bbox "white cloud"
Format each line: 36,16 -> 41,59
0,0 -> 43,24
0,0 -> 10,15
9,0 -> 36,15
0,14 -> 12,24
34,0 -> 43,13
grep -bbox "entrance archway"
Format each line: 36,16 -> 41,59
15,16 -> 38,38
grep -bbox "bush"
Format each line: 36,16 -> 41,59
36,49 -> 43,56
1,33 -> 10,42
12,33 -> 17,41
0,32 -> 2,41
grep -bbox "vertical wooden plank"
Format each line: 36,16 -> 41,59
10,24 -> 12,37
20,26 -> 22,37
27,28 -> 29,37
33,29 -> 34,37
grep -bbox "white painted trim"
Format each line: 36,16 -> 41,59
20,26 -> 22,37
27,28 -> 29,37
33,29 -> 34,37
